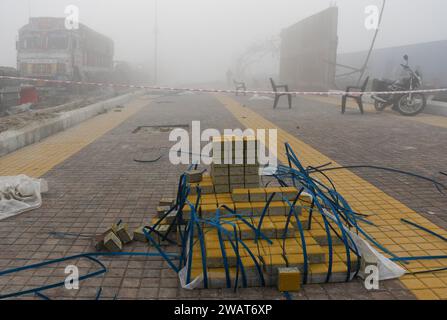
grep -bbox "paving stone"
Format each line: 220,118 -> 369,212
1,94 -> 443,300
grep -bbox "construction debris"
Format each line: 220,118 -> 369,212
115,223 -> 133,244
186,170 -> 203,183
104,232 -> 123,252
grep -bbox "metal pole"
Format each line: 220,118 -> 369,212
154,0 -> 158,85
358,0 -> 387,85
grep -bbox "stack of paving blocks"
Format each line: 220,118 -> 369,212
134,197 -> 179,246
96,222 -> 133,252
187,209 -> 359,289
180,136 -> 360,289
211,135 -> 260,193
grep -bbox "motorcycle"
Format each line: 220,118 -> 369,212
371,55 -> 426,116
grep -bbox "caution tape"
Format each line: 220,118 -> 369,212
1,75 -> 447,96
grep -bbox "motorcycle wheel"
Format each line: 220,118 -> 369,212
374,100 -> 387,111
396,93 -> 426,116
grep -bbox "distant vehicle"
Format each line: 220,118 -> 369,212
17,17 -> 114,83
372,55 -> 426,116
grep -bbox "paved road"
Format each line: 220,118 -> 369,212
0,92 -> 446,300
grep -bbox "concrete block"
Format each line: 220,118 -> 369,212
274,222 -> 296,239
329,262 -> 349,283
229,166 -> 244,176
245,165 -> 260,176
262,255 -> 287,275
249,188 -> 266,202
211,164 -> 229,177
208,268 -> 228,289
280,187 -> 299,201
285,254 -> 305,270
115,223 -> 133,244
250,202 -> 267,215
154,224 -> 172,246
181,205 -> 192,220
94,231 -> 109,251
278,267 -> 302,292
309,264 -> 328,284
165,211 -> 178,224
258,220 -> 276,239
157,206 -> 171,217
245,183 -> 260,189
176,225 -> 187,246
232,188 -> 250,202
230,184 -> 245,192
186,170 -> 203,183
238,223 -> 256,240
268,202 -> 286,216
104,232 -> 123,252
159,197 -> 175,207
229,175 -> 244,184
307,245 -> 326,264
234,202 -> 252,215
214,184 -> 230,194
207,248 -> 237,268
244,174 -> 259,184
199,182 -> 214,194
265,187 -> 284,201
133,226 -> 148,242
213,175 -> 229,185
201,204 -> 218,219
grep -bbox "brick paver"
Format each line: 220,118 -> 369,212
2,92 -> 446,300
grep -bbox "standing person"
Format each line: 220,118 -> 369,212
226,69 -> 233,88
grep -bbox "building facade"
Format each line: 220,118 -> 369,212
17,17 -> 114,82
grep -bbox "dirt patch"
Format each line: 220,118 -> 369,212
0,90 -> 130,133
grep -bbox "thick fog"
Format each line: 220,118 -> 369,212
1,0 -> 446,85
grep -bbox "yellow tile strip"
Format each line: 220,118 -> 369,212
0,97 -> 147,177
303,95 -> 447,129
214,94 -> 447,300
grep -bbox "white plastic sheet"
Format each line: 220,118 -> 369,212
0,175 -> 48,221
347,230 -> 406,280
178,237 -> 204,290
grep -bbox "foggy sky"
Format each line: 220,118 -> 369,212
0,0 -> 446,85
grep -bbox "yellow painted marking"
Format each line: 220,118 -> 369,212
215,94 -> 447,300
0,97 -> 147,177
303,95 -> 447,129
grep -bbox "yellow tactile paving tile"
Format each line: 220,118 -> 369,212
0,97 -> 147,177
215,94 -> 447,300
303,95 -> 447,129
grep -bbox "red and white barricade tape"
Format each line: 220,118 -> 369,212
1,75 -> 447,97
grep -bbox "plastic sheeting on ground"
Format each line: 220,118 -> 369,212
0,175 -> 48,221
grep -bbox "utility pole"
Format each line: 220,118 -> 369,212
358,0 -> 387,85
154,0 -> 159,85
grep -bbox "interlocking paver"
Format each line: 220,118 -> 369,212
1,92 -> 445,300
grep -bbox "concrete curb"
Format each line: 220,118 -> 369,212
0,90 -> 144,157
